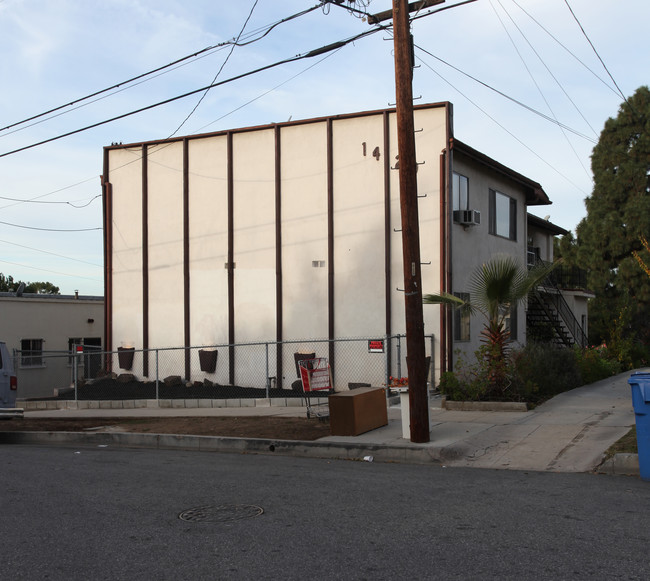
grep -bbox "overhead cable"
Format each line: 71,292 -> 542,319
0,3 -> 323,135
168,0 -> 260,138
0,25 -> 387,159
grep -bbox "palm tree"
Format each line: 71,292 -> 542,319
424,255 -> 556,396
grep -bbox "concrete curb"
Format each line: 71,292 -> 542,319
596,453 -> 640,476
442,400 -> 528,412
0,430 -> 446,465
17,398 -> 320,411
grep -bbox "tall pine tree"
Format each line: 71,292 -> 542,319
576,86 -> 650,354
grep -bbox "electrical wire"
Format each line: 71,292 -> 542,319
0,194 -> 100,207
0,220 -> 102,232
0,239 -> 102,267
168,0 -> 260,139
497,0 -> 598,138
0,25 -> 387,159
415,52 -> 588,194
0,176 -> 97,211
413,43 -> 596,144
489,0 -> 591,181
0,258 -> 102,282
0,3 -> 324,135
510,0 -> 619,98
562,0 -> 628,104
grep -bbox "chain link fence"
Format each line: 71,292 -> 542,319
15,335 -> 435,402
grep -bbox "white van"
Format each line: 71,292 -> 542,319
0,341 -> 22,419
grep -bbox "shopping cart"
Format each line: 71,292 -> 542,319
298,357 -> 332,419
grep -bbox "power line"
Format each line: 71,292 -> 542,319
489,0 -> 591,180
0,176 -> 98,211
497,0 -> 598,139
0,239 -> 102,267
510,0 -> 619,98
562,0 -> 628,104
0,258 -> 102,282
168,0 -> 260,139
0,3 -> 323,136
413,43 -> 597,144
0,194 -> 100,207
0,219 -> 102,232
0,25 -> 387,159
415,52 -> 588,194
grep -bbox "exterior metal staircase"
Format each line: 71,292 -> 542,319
526,260 -> 588,348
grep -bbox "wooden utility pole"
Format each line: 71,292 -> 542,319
392,0 -> 430,443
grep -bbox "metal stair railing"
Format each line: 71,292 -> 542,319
530,260 -> 588,348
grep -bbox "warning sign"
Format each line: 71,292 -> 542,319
368,340 -> 384,353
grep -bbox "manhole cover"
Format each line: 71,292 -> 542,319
179,504 -> 264,523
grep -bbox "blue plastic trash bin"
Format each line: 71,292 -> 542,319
628,372 -> 650,481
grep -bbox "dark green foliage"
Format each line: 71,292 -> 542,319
0,272 -> 60,294
510,343 -> 582,403
573,86 -> 650,348
438,343 -> 623,404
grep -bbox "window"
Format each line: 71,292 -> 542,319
21,339 -> 43,367
489,189 -> 517,240
453,292 -> 470,342
452,172 -> 469,212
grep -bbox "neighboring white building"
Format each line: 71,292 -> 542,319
0,292 -> 104,398
102,102 -> 584,388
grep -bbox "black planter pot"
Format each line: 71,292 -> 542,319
199,349 -> 218,373
117,347 -> 135,370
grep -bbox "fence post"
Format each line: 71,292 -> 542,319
155,349 -> 160,401
396,335 -> 402,380
384,335 -> 390,395
265,342 -> 270,399
429,334 -> 435,387
74,348 -> 79,401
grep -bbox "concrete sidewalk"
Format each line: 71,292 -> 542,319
8,370 -> 643,475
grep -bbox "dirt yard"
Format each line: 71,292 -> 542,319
0,416 -> 331,441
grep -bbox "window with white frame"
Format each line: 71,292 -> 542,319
453,292 -> 471,342
21,338 -> 43,367
452,172 -> 469,212
489,189 -> 517,240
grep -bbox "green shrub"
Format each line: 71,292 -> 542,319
510,342 -> 581,403
574,344 -> 622,384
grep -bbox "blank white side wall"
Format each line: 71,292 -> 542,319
104,104 -> 448,389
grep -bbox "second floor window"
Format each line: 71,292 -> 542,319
489,189 -> 517,240
452,172 -> 469,212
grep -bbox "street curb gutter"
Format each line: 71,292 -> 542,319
0,431 -> 444,465
596,453 -> 640,476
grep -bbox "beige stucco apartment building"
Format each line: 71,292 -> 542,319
102,102 -> 584,389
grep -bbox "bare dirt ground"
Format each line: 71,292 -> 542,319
0,416 -> 331,441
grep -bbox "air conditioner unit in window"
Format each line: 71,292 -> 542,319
453,209 -> 481,226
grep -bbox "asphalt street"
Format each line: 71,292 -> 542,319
2,444 -> 649,580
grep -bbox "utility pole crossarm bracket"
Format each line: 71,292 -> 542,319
368,0 -> 445,24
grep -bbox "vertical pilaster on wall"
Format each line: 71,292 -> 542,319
327,118 -> 335,380
274,126 -> 283,386
183,138 -> 191,381
383,111 -> 393,378
142,144 -> 150,377
227,132 -> 236,386
439,150 -> 447,374
101,147 -> 113,361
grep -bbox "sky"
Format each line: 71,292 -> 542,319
0,0 -> 648,297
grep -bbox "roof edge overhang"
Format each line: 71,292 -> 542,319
451,138 -> 551,206
104,101 -> 451,152
527,212 -> 569,236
